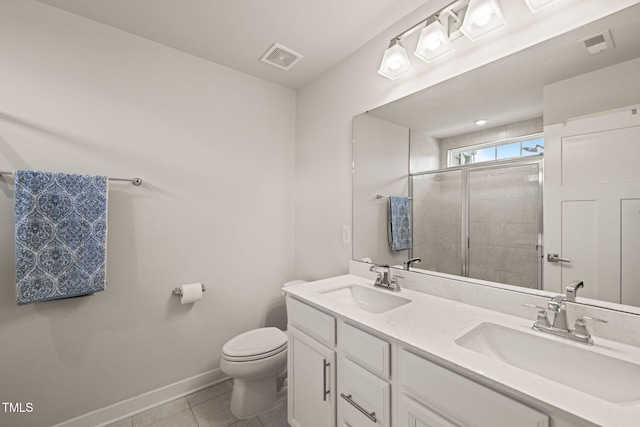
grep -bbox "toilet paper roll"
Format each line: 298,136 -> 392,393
180,283 -> 203,304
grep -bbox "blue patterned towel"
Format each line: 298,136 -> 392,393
14,170 -> 108,305
388,196 -> 412,251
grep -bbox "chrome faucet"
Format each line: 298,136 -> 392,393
369,264 -> 402,292
404,257 -> 422,271
547,294 -> 570,331
523,281 -> 607,345
547,280 -> 583,330
565,280 -> 583,302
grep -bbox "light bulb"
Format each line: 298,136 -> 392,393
425,37 -> 441,51
474,7 -> 493,27
460,0 -> 506,41
414,20 -> 453,63
378,41 -> 412,80
389,60 -> 402,71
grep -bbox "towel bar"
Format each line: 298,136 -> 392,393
172,284 -> 207,297
0,171 -> 142,186
376,194 -> 412,200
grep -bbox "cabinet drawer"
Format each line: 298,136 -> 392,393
287,297 -> 336,346
340,322 -> 390,378
399,350 -> 548,427
340,358 -> 390,427
398,393 -> 457,427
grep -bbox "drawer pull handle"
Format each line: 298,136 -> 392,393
340,393 -> 377,422
323,359 -> 330,401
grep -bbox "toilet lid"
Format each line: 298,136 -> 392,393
223,327 -> 287,360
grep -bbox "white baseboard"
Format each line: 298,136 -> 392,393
53,369 -> 229,427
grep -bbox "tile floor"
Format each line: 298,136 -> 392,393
107,380 -> 288,427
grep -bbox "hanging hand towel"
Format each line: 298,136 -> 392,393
14,170 -> 108,305
388,196 -> 412,251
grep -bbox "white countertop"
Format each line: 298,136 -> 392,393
284,274 -> 640,427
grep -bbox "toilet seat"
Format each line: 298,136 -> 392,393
222,327 -> 287,362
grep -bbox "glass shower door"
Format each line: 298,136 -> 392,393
411,170 -> 463,276
467,162 -> 542,288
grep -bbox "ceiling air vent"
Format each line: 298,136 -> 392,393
260,43 -> 303,71
580,30 -> 615,55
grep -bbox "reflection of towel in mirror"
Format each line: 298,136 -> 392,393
14,170 -> 108,305
388,196 -> 412,251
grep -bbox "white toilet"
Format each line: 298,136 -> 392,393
220,280 -> 306,419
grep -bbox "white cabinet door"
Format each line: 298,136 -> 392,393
398,394 -> 457,427
288,325 -> 336,427
543,106 -> 640,303
398,350 -> 548,427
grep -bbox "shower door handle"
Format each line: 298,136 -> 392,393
547,253 -> 571,263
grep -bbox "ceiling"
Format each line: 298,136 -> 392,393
367,3 -> 640,138
36,0 -> 428,90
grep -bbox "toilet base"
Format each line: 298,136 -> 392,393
230,375 -> 287,419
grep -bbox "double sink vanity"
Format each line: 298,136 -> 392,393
284,263 -> 640,427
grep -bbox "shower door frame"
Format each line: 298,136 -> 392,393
409,156 -> 544,289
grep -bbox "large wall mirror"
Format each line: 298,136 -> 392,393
353,4 -> 640,313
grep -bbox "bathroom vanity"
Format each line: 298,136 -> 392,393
285,271 -> 640,427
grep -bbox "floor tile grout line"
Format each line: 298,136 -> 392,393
190,407 -> 201,427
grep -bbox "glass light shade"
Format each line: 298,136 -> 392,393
460,0 -> 507,41
523,0 -> 555,13
378,42 -> 412,80
414,20 -> 454,63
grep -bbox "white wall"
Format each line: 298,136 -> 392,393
410,131 -> 440,173
352,114 -> 409,266
544,57 -> 640,125
0,1 -> 295,426
294,0 -> 640,280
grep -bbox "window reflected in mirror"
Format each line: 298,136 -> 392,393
448,134 -> 544,167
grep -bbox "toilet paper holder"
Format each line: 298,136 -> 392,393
172,283 -> 206,297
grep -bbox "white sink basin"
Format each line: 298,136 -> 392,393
456,322 -> 640,404
320,284 -> 411,314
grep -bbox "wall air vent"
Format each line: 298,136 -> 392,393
580,30 -> 615,55
260,43 -> 303,71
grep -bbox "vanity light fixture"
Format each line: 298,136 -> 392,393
378,38 -> 412,80
460,0 -> 506,41
414,17 -> 455,62
378,0 -> 468,80
523,0 -> 555,13
378,0 -> 519,80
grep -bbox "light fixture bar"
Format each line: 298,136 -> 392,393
523,0 -> 555,13
392,16 -> 431,42
388,0 -> 469,43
